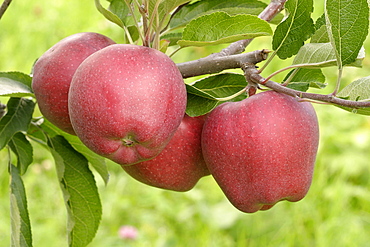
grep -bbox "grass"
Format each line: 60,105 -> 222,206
1,0 -> 370,246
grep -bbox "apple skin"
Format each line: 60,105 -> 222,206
68,44 -> 187,166
201,91 -> 319,213
122,114 -> 210,192
32,32 -> 116,135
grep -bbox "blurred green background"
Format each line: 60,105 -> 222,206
1,0 -> 370,246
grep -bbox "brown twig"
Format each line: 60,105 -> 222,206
242,63 -> 370,109
178,50 -> 270,78
0,0 -> 12,20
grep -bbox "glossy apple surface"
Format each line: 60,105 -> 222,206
32,32 -> 116,135
69,44 -> 187,165
201,91 -> 319,213
123,114 -> 210,191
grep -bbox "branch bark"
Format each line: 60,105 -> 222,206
0,0 -> 12,20
178,50 -> 270,78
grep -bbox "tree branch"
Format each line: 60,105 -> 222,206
0,0 -> 12,20
242,63 -> 370,109
178,50 -> 270,78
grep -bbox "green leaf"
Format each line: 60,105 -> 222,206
186,73 -> 248,116
158,0 -> 191,17
0,98 -> 35,150
95,0 -> 124,28
65,135 -> 109,185
126,25 -> 140,42
272,0 -> 315,59
1,71 -> 32,88
325,0 -> 369,67
9,132 -> 33,175
336,76 -> 370,115
186,90 -> 221,117
311,14 -> 329,43
286,82 -> 310,92
310,25 -> 330,43
10,164 -> 33,247
0,72 -> 34,97
48,135 -> 102,247
178,12 -> 272,47
169,0 -> 282,29
145,0 -> 191,32
33,118 -> 109,185
292,43 -> 365,68
191,73 -> 248,99
108,0 -> 132,25
157,0 -> 191,25
161,32 -> 183,46
285,68 -> 327,92
314,13 -> 326,30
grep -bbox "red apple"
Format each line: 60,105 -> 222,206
201,91 -> 319,213
68,44 -> 187,165
122,114 -> 210,191
32,32 -> 115,135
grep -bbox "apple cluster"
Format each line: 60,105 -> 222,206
32,33 -> 319,213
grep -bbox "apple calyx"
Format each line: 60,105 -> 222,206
122,136 -> 137,147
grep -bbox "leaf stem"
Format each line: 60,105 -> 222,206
124,0 -> 146,45
169,46 -> 182,57
123,26 -> 134,44
258,49 -> 278,73
215,88 -> 247,101
331,67 -> 343,96
282,67 -> 299,86
147,0 -> 161,49
263,64 -> 305,82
